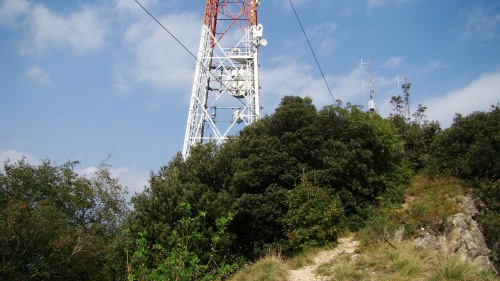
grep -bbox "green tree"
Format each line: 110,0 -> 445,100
128,145 -> 238,279
404,120 -> 441,171
412,104 -> 427,125
229,185 -> 288,258
0,159 -> 128,280
390,95 -> 404,119
313,103 -> 408,227
388,101 -> 441,172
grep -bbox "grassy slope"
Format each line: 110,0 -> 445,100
318,241 -> 496,281
227,255 -> 288,281
227,176 -> 499,280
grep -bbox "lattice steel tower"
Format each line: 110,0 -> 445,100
182,0 -> 266,159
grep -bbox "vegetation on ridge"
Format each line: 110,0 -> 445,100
0,97 -> 498,280
231,176 -> 499,281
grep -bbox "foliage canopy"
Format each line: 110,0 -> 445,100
0,160 -> 128,280
126,96 -> 410,278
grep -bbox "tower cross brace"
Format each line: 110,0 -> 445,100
182,0 -> 265,159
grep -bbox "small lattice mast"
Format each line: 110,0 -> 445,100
182,0 -> 266,159
361,59 -> 375,112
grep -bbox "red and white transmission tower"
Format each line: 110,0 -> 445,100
182,0 -> 266,159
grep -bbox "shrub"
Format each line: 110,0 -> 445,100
284,178 -> 345,253
126,203 -> 237,281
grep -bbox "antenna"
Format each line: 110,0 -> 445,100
361,59 -> 375,112
397,75 -> 411,122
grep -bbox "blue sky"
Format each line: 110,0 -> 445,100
1,0 -> 499,197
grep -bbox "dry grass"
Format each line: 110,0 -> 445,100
315,254 -> 363,281
314,241 -> 498,281
429,252 -> 496,281
404,176 -> 463,234
285,246 -> 328,270
358,175 -> 464,248
227,254 -> 288,281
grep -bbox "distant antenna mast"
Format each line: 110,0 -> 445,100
361,59 -> 375,112
397,75 -> 411,122
182,0 -> 266,159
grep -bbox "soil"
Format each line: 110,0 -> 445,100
287,235 -> 359,281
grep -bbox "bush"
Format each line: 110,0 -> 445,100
284,178 -> 345,253
126,203 -> 237,281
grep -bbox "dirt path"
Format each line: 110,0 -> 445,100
287,235 -> 359,281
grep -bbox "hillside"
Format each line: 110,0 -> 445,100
228,176 -> 498,281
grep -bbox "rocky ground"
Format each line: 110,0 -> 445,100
285,195 -> 495,280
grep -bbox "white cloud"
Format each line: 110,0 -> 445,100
382,57 -> 403,69
110,167 -> 149,198
426,60 -> 443,71
0,150 -> 41,166
20,5 -> 109,55
261,60 -> 375,112
331,67 -> 366,103
423,71 -> 500,128
260,58 -> 407,114
116,11 -> 200,92
308,21 -> 338,37
420,59 -> 449,74
0,0 -> 30,25
461,7 -> 500,40
113,64 -> 133,94
305,21 -> 338,57
25,65 -> 52,85
78,165 -> 149,201
319,38 -> 336,56
0,2 -> 109,55
260,58 -> 330,111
